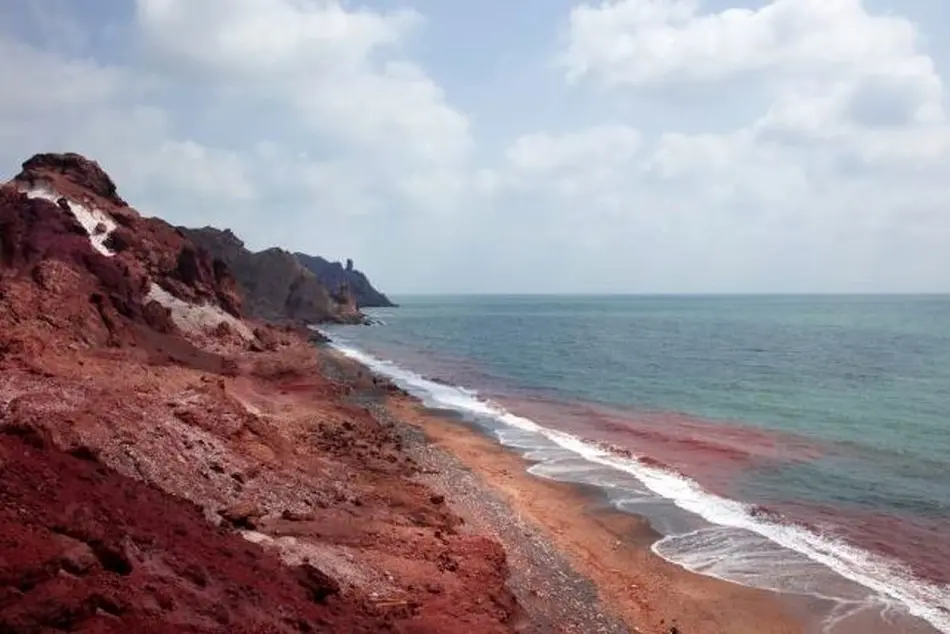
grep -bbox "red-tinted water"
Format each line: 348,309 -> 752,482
498,395 -> 823,495
780,502 -> 950,588
498,394 -> 950,592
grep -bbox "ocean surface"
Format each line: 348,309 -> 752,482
320,295 -> 950,633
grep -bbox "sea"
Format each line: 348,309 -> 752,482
320,295 -> 950,633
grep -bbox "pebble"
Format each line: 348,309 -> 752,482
357,398 -> 632,634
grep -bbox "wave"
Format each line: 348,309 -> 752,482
324,337 -> 950,633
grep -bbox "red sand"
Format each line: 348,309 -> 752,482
386,395 -> 809,634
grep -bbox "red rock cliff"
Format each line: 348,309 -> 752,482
0,153 -> 244,354
0,153 -> 521,634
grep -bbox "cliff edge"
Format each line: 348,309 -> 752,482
182,226 -> 365,325
295,252 -> 395,308
1,152 -> 248,356
0,152 -> 519,634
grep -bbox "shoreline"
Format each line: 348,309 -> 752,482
324,336 -> 948,634
4,151 -> 933,633
1,318 -> 527,632
321,347 -> 812,634
387,394 -> 813,634
0,278 -> 932,634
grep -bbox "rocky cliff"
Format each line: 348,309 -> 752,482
184,227 -> 365,325
1,152 -> 247,355
294,252 -> 395,308
0,152 -> 520,633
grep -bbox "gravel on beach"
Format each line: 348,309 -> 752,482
364,399 -> 634,634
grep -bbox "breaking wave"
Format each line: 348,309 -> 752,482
325,337 -> 950,633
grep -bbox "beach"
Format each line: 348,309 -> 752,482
323,347 -> 812,634
324,296 -> 950,634
390,399 -> 807,633
2,298 -> 805,633
0,291 -> 938,632
0,154 -> 820,633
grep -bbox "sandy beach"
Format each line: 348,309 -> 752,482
322,348 -> 812,634
0,150 -> 809,633
6,1 -> 950,631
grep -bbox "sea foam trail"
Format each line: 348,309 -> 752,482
325,338 -> 950,634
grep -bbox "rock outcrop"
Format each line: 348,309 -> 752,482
0,153 -> 245,355
294,252 -> 395,308
183,227 -> 366,325
0,152 -> 520,633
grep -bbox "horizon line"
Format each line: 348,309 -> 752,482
382,291 -> 950,297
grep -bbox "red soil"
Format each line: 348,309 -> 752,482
0,153 -> 521,633
0,432 -> 382,634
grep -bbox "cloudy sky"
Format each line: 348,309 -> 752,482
2,0 -> 949,294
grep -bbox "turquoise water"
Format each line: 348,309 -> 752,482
323,295 -> 950,632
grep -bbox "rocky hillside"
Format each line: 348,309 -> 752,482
1,152 -> 248,354
183,227 -> 364,325
0,153 -> 521,633
295,252 -> 395,308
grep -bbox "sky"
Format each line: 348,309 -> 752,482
2,0 -> 950,294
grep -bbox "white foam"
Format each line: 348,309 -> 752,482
20,185 -> 117,257
654,525 -> 868,600
326,338 -> 950,633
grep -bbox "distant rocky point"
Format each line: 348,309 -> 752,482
1,151 -> 391,342
182,227 -> 366,325
294,252 -> 395,308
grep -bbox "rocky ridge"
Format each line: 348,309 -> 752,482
0,153 -> 521,633
183,227 -> 366,325
1,152 -> 247,355
294,252 -> 395,308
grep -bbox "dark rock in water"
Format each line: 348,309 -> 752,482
294,252 -> 395,308
307,328 -> 330,344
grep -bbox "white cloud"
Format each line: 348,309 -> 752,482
2,1 -> 950,293
506,125 -> 641,173
142,141 -> 256,202
0,36 -> 124,114
566,0 -> 948,145
559,0 -> 950,249
136,0 -> 472,173
136,0 -> 418,76
293,60 -> 472,165
564,0 -> 934,89
563,0 -> 949,157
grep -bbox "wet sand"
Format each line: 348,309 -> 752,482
320,338 -> 947,634
381,393 -> 814,634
